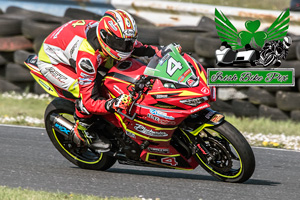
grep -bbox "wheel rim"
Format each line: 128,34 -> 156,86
196,128 -> 243,179
51,113 -> 103,164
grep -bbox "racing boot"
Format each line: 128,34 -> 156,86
72,120 -> 111,152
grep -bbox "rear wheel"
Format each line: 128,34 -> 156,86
194,121 -> 255,183
44,97 -> 116,170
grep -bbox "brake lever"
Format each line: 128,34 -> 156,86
116,108 -> 136,121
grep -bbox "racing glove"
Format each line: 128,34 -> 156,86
105,94 -> 132,113
156,43 -> 182,58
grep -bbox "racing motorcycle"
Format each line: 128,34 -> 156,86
24,44 -> 255,183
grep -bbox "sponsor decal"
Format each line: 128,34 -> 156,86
108,20 -> 118,31
54,123 -> 70,135
78,77 -> 92,85
161,157 -> 178,166
178,69 -> 191,83
201,87 -> 210,94
123,29 -> 135,37
113,85 -> 124,95
205,111 -> 215,119
158,54 -> 170,66
78,58 -> 95,74
190,104 -> 210,113
180,97 -> 208,107
147,113 -> 176,125
125,18 -> 131,28
126,131 -> 136,138
148,147 -> 169,154
70,40 -> 79,57
30,55 -> 38,64
187,78 -> 195,86
46,46 -> 56,56
153,104 -> 177,109
134,124 -> 168,137
38,79 -> 53,92
45,67 -> 67,83
150,109 -> 174,120
154,94 -> 169,99
80,72 -> 94,78
211,114 -> 224,123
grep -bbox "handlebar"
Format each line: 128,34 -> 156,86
119,75 -> 154,120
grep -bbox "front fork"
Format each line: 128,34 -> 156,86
180,108 -> 225,163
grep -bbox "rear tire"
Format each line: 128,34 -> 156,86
194,121 -> 255,183
44,97 -> 116,170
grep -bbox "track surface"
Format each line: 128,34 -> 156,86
0,124 -> 300,200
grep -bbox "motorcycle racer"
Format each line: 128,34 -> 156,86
37,9 -> 159,151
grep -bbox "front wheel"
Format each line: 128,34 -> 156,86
44,97 -> 116,170
195,121 -> 255,183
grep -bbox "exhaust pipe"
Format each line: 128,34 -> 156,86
50,113 -> 74,138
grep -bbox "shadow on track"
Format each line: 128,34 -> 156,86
108,168 -> 217,181
106,168 -> 281,186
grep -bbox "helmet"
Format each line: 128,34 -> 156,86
283,36 -> 292,49
97,9 -> 138,61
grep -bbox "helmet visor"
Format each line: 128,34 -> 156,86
101,30 -> 136,52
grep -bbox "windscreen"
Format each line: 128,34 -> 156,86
144,44 -> 197,87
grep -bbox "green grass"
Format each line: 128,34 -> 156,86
0,95 -> 49,119
0,92 -> 299,136
225,115 -> 300,136
0,93 -> 51,127
167,0 -> 290,10
0,186 -> 140,200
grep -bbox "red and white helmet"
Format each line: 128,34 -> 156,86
97,9 -> 138,61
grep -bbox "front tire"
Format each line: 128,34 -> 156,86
194,121 -> 255,183
44,97 -> 116,170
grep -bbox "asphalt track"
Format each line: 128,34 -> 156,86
0,124 -> 300,200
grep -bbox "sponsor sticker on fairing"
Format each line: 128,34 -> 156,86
126,131 -> 136,138
150,109 -> 175,120
190,104 -> 210,113
134,124 -> 168,137
201,87 -> 210,94
211,114 -> 224,123
147,113 -> 176,125
148,147 -> 169,154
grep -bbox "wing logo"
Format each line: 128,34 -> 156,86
215,9 -> 290,50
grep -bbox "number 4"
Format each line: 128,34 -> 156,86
167,57 -> 182,76
72,20 -> 86,28
161,157 -> 178,166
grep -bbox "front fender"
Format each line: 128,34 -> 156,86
184,108 -> 225,136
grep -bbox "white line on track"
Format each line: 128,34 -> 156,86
1,124 -> 299,152
0,124 -> 44,130
252,146 -> 299,152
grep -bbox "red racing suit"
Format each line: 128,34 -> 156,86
37,20 -> 158,118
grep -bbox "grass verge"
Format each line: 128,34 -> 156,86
0,186 -> 141,200
0,92 -> 299,150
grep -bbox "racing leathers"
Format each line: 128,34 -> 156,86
37,20 -> 158,119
